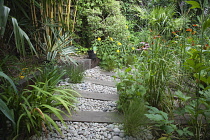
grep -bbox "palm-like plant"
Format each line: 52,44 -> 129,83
135,4 -> 190,35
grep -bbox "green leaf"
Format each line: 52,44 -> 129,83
158,137 -> 171,140
44,114 -> 62,135
52,96 -> 72,115
185,1 -> 201,9
17,113 -> 25,134
0,71 -> 17,94
202,18 -> 210,32
41,104 -> 65,123
176,129 -> 184,136
185,59 -> 195,67
11,18 -> 38,58
0,5 -> 10,36
0,98 -> 15,125
125,67 -> 132,72
183,127 -> 194,136
20,104 -> 34,127
175,90 -> 191,101
145,114 -> 164,121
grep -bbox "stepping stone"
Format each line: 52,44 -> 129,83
84,77 -> 116,87
76,90 -> 119,101
52,111 -> 123,123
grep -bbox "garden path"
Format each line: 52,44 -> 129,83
39,66 -> 138,140
53,76 -> 123,123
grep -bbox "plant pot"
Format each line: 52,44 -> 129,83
87,50 -> 97,59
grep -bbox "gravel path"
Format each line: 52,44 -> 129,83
32,66 -> 153,140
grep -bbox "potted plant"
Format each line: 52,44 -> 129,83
88,37 -> 100,59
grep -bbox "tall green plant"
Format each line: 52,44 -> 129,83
137,38 -> 177,111
116,67 -> 146,111
123,98 -> 149,138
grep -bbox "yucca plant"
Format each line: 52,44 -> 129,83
40,26 -> 76,63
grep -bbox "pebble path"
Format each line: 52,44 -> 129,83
31,66 -> 153,140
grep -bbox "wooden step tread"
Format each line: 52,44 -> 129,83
52,111 -> 123,123
76,90 -> 119,101
84,78 -> 116,87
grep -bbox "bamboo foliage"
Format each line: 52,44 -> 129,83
29,0 -> 78,57
38,0 -> 77,33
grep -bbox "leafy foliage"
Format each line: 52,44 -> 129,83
145,106 -> 194,139
76,0 -> 130,49
0,64 -> 78,139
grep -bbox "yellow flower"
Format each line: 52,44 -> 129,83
22,68 -> 28,71
117,42 -> 122,45
192,31 -> 196,35
19,76 -> 25,79
97,37 -> 101,41
110,37 -> 113,41
116,50 -> 120,53
125,25 -> 128,29
132,47 -> 135,50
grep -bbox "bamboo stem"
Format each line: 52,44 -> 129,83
67,0 -> 72,31
72,4 -> 77,33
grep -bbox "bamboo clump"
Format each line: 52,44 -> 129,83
29,0 -> 78,46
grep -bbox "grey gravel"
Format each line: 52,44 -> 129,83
75,98 -> 117,112
84,66 -> 117,82
34,122 -> 140,140
70,82 -> 117,94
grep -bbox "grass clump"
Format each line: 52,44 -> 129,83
123,98 -> 149,139
64,64 -> 85,83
